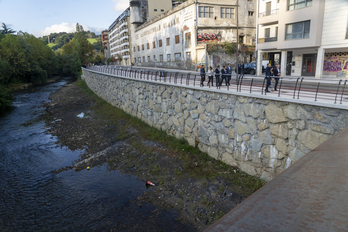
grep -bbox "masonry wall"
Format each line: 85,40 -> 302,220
82,68 -> 348,181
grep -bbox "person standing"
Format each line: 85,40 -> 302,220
273,64 -> 281,91
237,62 -> 241,77
265,63 -> 273,93
226,63 -> 232,85
215,65 -> 221,88
220,66 -> 228,86
207,66 -> 214,87
241,62 -> 245,77
200,65 -> 206,87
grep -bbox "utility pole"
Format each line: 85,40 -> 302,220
236,0 -> 239,69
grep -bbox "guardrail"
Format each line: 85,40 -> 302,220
86,66 -> 348,105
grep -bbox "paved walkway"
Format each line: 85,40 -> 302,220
205,125 -> 348,232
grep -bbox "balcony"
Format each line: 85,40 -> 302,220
258,37 -> 278,43
259,9 -> 279,18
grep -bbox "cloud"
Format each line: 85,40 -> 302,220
34,22 -> 104,37
112,0 -> 129,12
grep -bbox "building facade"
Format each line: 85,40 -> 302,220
131,0 -> 256,70
108,8 -> 133,65
256,0 -> 348,78
101,30 -> 110,60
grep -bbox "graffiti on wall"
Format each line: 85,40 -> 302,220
323,56 -> 348,77
197,32 -> 222,43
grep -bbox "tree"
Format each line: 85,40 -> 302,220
0,23 -> 16,35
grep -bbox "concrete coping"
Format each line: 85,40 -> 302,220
83,68 -> 348,110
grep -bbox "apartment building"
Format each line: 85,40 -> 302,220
108,8 -> 133,65
101,30 -> 110,60
131,0 -> 256,69
257,0 -> 348,78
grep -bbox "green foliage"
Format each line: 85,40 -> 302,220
207,42 -> 237,55
0,23 -> 16,35
0,85 -> 13,111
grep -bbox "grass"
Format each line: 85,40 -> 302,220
47,43 -> 56,48
74,78 -> 266,195
87,38 -> 97,44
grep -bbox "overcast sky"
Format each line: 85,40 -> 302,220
0,0 -> 129,37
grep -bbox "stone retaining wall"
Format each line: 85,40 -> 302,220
82,69 -> 348,181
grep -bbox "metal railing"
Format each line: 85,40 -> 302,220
85,65 -> 348,105
259,9 -> 279,18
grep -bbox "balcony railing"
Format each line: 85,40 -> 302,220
258,37 -> 278,43
259,9 -> 279,18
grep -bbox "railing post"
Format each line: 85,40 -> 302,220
250,78 -> 254,93
297,78 -> 304,99
175,73 -> 178,84
181,74 -> 183,85
194,75 -> 197,86
278,79 -> 283,97
262,77 -> 267,95
340,80 -> 347,104
239,76 -> 244,92
186,73 -> 190,85
334,79 -> 342,104
314,82 -> 320,101
293,77 -> 300,99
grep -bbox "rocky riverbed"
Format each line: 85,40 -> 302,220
43,80 -> 264,231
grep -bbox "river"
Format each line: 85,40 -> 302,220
0,78 -> 194,231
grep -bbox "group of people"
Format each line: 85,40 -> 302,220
200,63 -> 234,87
264,63 -> 281,93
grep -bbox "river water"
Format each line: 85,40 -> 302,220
0,79 -> 194,231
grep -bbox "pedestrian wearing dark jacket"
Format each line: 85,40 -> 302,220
226,63 -> 232,85
220,66 -> 228,86
265,63 -> 273,93
273,64 -> 281,91
200,65 -> 206,87
215,65 -> 221,88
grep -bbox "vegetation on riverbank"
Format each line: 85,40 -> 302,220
0,23 -> 96,111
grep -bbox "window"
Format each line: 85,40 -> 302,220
161,9 -> 164,12
159,39 -> 163,47
199,6 -> 213,18
185,32 -> 191,42
175,35 -> 180,44
152,41 -> 156,48
138,57 -> 141,63
133,47 -> 135,52
153,55 -> 156,61
147,56 -> 150,62
221,7 -> 234,18
175,53 -> 181,61
142,56 -> 145,62
288,0 -> 312,11
159,54 -> 163,62
186,52 -> 191,60
166,38 -> 170,46
248,11 -> 254,16
286,21 -> 310,40
142,44 -> 144,50
147,43 -> 150,49
167,54 -> 171,61
154,9 -> 157,11
137,46 -> 140,51
265,28 -> 270,38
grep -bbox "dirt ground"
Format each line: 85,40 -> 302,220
44,80 -> 264,231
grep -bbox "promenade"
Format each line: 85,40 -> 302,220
205,122 -> 348,231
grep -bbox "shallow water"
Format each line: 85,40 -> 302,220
0,79 -> 193,231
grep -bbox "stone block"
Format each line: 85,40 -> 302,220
275,138 -> 287,154
200,114 -> 207,122
223,119 -> 231,127
258,130 -> 274,144
228,128 -> 235,139
221,153 -> 238,167
235,120 -> 251,135
233,102 -> 245,122
174,101 -> 181,113
270,124 -> 288,139
198,104 -> 205,114
218,134 -> 229,144
190,110 -> 199,119
312,110 -> 329,123
218,108 -> 233,118
247,118 -> 257,133
309,123 -> 334,134
250,139 -> 262,152
265,104 -> 287,123
333,114 -> 348,130
258,119 -> 268,131
240,162 -> 257,176
207,147 -> 219,159
209,135 -> 218,146
298,130 -> 330,150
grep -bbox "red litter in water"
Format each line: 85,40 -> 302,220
146,181 -> 155,186
195,163 -> 198,167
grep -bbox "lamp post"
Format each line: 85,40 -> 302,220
236,0 -> 239,69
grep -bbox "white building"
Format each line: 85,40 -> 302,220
131,0 -> 256,69
256,0 -> 348,78
108,8 -> 133,65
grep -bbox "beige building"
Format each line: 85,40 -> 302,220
131,0 -> 256,69
256,0 -> 348,78
108,8 -> 133,65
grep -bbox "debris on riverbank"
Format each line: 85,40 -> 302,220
44,79 -> 265,231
